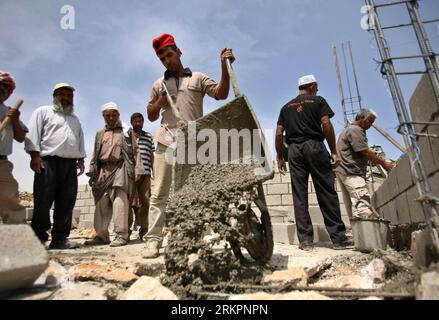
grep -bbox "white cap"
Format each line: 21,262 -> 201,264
298,74 -> 317,87
101,101 -> 119,112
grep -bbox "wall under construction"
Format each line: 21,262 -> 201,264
74,169 -> 350,232
371,74 -> 439,227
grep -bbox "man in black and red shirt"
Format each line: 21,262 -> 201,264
275,74 -> 352,251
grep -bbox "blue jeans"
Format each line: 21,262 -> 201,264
31,156 -> 78,243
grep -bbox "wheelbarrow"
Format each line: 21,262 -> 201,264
165,59 -> 275,264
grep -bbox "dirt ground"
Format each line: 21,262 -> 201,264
3,225 -> 425,300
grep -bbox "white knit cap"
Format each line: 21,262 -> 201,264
298,74 -> 317,87
101,101 -> 119,112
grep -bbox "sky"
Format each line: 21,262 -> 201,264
1,0 -> 438,192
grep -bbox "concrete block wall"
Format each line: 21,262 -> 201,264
261,165 -> 350,226
75,166 -> 350,230
74,185 -> 95,229
371,74 -> 439,226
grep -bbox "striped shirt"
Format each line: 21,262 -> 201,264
134,129 -> 155,176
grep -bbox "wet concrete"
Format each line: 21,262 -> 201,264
164,164 -> 266,298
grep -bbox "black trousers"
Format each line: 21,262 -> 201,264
31,156 -> 78,243
288,140 -> 347,244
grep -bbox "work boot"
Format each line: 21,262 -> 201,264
84,237 -> 110,246
49,239 -> 80,250
298,240 -> 314,251
110,235 -> 128,247
332,238 -> 355,250
143,240 -> 160,259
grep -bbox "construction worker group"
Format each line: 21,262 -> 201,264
0,33 -> 394,256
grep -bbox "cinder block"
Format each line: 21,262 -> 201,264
308,180 -> 314,193
280,173 -> 291,184
411,228 -> 439,268
395,155 -> 414,193
266,195 -> 281,206
85,199 -> 95,206
380,200 -> 399,225
75,199 -> 85,207
427,125 -> 439,167
267,184 -> 289,195
281,195 -> 293,206
383,169 -> 399,204
25,208 -> 33,221
266,173 -> 281,184
78,185 -> 87,192
417,271 -> 439,300
419,136 -> 437,177
79,220 -> 94,229
308,193 -> 318,206
406,186 -> 424,223
272,223 -> 331,245
395,192 -> 411,224
0,225 -> 49,292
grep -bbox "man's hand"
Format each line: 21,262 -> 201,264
30,154 -> 44,174
277,158 -> 287,175
382,160 -> 395,173
6,108 -> 20,123
221,48 -> 235,64
77,159 -> 85,176
330,153 -> 341,169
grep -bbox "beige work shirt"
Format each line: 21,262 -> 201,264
147,69 -> 219,145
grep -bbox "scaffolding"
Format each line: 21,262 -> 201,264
365,0 -> 439,252
332,42 -> 406,152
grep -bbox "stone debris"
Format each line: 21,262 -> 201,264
229,291 -> 331,300
51,282 -> 107,300
0,225 -> 49,292
360,258 -> 387,285
262,268 -> 309,286
121,276 -> 178,300
416,271 -> 439,300
68,260 -> 138,284
34,261 -> 71,288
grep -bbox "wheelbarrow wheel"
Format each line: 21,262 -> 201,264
230,183 -> 273,265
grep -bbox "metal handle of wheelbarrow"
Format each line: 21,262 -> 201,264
161,81 -> 184,121
226,58 -> 242,98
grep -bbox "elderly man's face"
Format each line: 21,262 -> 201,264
103,110 -> 119,127
53,88 -> 74,107
360,115 -> 376,130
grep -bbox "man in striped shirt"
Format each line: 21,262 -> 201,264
128,112 -> 155,240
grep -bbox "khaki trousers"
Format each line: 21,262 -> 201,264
145,143 -> 173,243
336,172 -> 374,219
129,175 -> 151,238
0,160 -> 26,224
94,187 -> 129,241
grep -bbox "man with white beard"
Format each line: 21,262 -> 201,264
25,83 -> 86,250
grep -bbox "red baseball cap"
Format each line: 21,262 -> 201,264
152,33 -> 176,53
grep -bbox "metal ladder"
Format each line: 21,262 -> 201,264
365,0 -> 439,252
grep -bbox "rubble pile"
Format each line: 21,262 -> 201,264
19,192 -> 33,207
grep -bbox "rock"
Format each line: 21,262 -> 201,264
68,261 -> 138,284
0,225 -> 49,292
416,271 -> 439,300
34,261 -> 71,288
360,258 -> 387,284
262,268 -> 308,286
51,282 -> 106,300
229,291 -> 331,300
263,256 -> 332,286
121,276 -> 178,300
411,229 -> 439,267
103,285 -> 119,300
